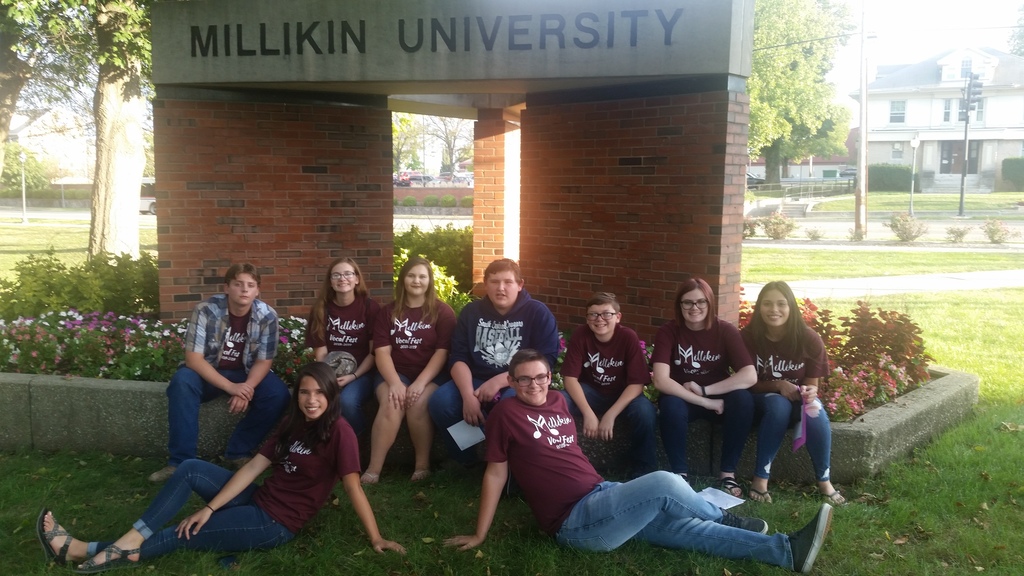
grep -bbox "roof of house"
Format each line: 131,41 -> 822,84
865,47 -> 1024,91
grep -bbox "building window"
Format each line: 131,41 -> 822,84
943,99 -> 951,122
961,58 -> 973,78
975,98 -> 985,122
891,142 -> 904,160
889,100 -> 906,123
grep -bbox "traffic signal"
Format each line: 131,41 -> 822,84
965,73 -> 983,110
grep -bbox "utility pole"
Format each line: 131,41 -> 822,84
959,73 -> 982,217
855,5 -> 869,237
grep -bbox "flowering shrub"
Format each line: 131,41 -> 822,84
945,225 -> 972,243
759,211 -> 798,240
820,355 -> 918,422
981,218 -> 1021,244
883,212 -> 928,242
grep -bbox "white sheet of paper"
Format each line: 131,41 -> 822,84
698,486 -> 745,509
447,420 -> 486,451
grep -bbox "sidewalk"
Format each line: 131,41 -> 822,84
742,269 -> 1024,300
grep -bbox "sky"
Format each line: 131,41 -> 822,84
827,0 -> 1022,123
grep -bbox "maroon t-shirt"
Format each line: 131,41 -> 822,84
651,318 -> 752,387
560,324 -> 651,398
373,302 -> 456,379
253,417 -> 361,534
485,393 -> 604,536
741,325 -> 828,384
217,311 -> 250,370
304,297 -> 379,365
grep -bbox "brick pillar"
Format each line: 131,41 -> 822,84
519,86 -> 750,343
471,108 -> 520,292
152,95 -> 394,321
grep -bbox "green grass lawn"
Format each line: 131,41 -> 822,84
0,224 -> 157,281
3,236 -> 1024,574
812,191 -> 1024,213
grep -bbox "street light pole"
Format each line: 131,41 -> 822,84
20,152 -> 28,225
854,4 -> 869,238
909,136 -> 920,216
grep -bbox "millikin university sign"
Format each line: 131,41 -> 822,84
152,0 -> 752,90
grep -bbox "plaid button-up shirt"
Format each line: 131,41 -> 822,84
183,293 -> 279,372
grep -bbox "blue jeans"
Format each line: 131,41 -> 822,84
338,371 -> 376,436
752,393 -> 832,482
659,389 -> 754,475
88,459 -> 293,560
428,377 -> 516,464
555,471 -> 794,568
165,367 -> 290,466
561,384 -> 658,475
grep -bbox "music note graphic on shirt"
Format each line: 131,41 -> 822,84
584,352 -> 605,373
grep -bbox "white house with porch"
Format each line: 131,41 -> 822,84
858,47 -> 1024,193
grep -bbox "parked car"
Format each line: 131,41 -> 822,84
746,172 -> 765,189
139,197 -> 156,215
839,167 -> 857,178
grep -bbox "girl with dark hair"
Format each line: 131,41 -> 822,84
652,277 -> 756,497
741,281 -> 844,505
38,362 -> 404,572
305,257 -> 381,435
363,256 -> 456,484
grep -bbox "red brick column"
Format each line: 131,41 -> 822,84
470,108 -> 516,293
153,97 -> 393,321
519,89 -> 750,342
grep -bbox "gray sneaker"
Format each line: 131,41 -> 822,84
788,503 -> 833,573
719,508 -> 769,534
147,465 -> 177,483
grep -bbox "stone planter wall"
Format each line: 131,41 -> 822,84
0,367 -> 978,483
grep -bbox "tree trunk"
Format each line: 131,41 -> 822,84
88,5 -> 145,258
0,30 -> 32,183
764,141 -> 783,184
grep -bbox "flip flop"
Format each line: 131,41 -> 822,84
823,490 -> 847,506
749,487 -> 773,503
410,469 -> 431,482
360,472 -> 380,485
36,508 -> 71,566
74,543 -> 141,574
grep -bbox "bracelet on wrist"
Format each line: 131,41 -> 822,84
205,504 -> 215,513
700,385 -> 707,397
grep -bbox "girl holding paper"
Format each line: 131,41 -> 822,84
741,281 -> 844,506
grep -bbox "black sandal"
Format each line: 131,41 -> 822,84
36,508 -> 71,566
716,476 -> 743,498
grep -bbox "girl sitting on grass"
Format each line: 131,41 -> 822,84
37,362 -> 404,572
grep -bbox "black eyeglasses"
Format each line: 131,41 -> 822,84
330,272 -> 357,280
513,373 -> 551,387
679,299 -> 709,310
585,311 -> 618,321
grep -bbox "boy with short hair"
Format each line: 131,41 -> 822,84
148,263 -> 290,483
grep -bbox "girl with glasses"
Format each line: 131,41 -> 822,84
306,257 -> 380,436
363,256 -> 456,483
652,278 -> 756,497
740,281 -> 844,505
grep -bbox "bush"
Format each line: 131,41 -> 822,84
760,211 -> 797,240
847,228 -> 865,242
945,225 -> 972,243
1001,157 -> 1024,190
743,216 -> 759,239
867,163 -> 912,192
460,195 -> 474,208
883,212 -> 928,242
422,195 -> 439,207
394,224 -> 474,291
402,196 -> 418,206
393,196 -> 399,206
981,218 -> 1020,244
805,228 -> 824,241
440,194 -> 457,208
0,250 -> 159,322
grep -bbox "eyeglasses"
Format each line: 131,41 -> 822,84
679,298 -> 709,310
585,311 -> 618,321
513,373 -> 551,387
330,272 -> 357,280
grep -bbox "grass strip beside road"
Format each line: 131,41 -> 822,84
742,247 -> 1024,283
811,191 -> 1024,213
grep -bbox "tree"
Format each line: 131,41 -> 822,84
1011,6 -> 1024,57
426,115 -> 472,174
1,141 -> 51,196
88,0 -> 149,258
748,0 -> 852,183
392,112 -> 422,173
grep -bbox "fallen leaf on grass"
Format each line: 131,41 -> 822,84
997,422 -> 1021,432
973,445 -> 986,452
421,537 -> 435,543
980,502 -> 989,510
413,491 -> 428,502
869,552 -> 885,560
353,550 -> 364,556
980,471 -> 991,481
475,550 -> 484,558
893,535 -> 909,545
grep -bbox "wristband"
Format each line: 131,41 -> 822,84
205,504 -> 215,513
700,385 -> 707,397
